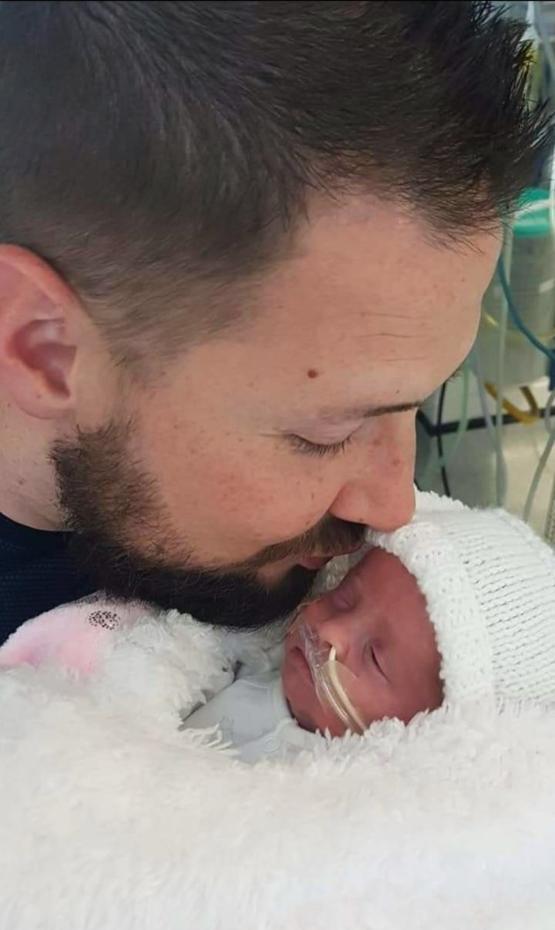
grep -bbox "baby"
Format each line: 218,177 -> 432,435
185,492 -> 555,758
182,545 -> 442,759
2,493 -> 555,763
281,545 -> 443,737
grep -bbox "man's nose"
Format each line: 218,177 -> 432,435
328,413 -> 416,532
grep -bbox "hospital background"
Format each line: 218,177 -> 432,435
416,0 -> 555,539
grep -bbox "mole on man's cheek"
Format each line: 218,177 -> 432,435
307,369 -> 319,379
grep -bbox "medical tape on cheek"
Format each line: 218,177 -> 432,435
296,619 -> 366,734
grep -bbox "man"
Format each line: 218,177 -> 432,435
0,1 -> 548,640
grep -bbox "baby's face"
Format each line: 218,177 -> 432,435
282,549 -> 442,736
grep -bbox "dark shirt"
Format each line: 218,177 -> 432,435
0,511 -> 93,644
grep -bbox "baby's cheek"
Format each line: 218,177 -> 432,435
349,672 -> 412,728
396,675 -> 443,724
349,681 -> 381,727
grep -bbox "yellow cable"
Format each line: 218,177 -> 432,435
484,383 -> 539,425
482,311 -> 555,344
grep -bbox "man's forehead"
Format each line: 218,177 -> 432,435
185,201 -> 495,408
245,206 -> 496,355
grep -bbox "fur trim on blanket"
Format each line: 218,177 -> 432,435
1,611 -> 554,930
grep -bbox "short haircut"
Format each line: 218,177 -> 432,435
0,1 -> 549,365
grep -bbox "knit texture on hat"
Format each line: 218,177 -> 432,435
370,492 -> 555,708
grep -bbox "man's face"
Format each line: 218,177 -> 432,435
60,196 -> 498,625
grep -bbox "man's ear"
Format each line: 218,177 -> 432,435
0,245 -> 80,419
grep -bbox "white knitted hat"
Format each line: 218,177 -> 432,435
369,492 -> 555,708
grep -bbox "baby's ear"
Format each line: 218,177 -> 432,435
0,600 -> 144,676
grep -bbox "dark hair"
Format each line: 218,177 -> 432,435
0,1 -> 549,363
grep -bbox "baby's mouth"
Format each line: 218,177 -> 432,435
292,644 -> 315,688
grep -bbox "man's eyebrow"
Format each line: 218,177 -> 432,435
317,400 -> 423,424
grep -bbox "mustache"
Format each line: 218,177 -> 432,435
227,516 -> 368,573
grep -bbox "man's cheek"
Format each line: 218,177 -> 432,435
210,472 -> 321,539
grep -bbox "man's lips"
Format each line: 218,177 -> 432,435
296,555 -> 332,570
297,541 -> 363,570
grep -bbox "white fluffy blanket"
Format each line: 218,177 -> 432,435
1,610 -> 555,930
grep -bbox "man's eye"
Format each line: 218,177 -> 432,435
288,434 -> 355,457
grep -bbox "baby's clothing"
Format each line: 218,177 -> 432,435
185,666 -> 314,763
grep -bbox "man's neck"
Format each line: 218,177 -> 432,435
0,401 -> 64,531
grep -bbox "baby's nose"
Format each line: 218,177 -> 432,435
315,611 -> 367,667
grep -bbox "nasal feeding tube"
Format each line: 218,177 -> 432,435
294,611 -> 367,734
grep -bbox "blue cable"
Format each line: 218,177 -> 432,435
496,255 -> 555,365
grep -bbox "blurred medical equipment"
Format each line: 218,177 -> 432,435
418,1 -> 555,542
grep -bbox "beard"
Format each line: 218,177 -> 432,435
51,421 -> 366,630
